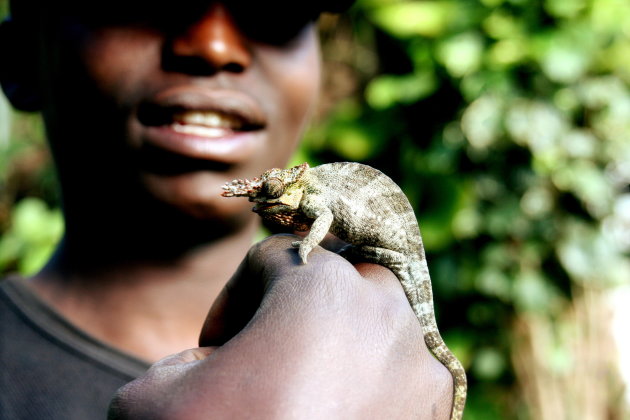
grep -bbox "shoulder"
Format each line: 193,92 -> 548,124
0,276 -> 149,418
0,276 -> 149,376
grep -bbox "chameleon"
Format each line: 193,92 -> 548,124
221,161 -> 466,420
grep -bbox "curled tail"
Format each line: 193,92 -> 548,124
404,258 -> 467,420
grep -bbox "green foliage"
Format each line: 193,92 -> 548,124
0,0 -> 60,275
308,0 -> 630,417
0,197 -> 63,274
0,105 -> 59,275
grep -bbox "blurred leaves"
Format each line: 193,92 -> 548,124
0,197 -> 63,274
366,70 -> 437,108
312,0 -> 630,417
0,99 -> 59,275
0,0 -> 58,276
367,1 -> 456,38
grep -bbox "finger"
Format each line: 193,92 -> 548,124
199,234 -> 350,347
198,266 -> 260,347
317,233 -> 349,254
199,234 -> 297,346
354,262 -> 400,287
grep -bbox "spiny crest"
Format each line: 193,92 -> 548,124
221,162 -> 309,198
220,176 -> 263,197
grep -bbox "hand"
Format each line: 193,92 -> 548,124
108,235 -> 453,419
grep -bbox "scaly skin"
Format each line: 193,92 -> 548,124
222,162 -> 466,420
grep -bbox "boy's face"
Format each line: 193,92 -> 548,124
29,2 -> 322,222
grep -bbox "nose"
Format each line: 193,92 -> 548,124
165,3 -> 251,74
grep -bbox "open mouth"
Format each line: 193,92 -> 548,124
140,107 -> 264,137
171,110 -> 245,137
137,88 -> 267,162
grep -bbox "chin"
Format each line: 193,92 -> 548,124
142,170 -> 255,221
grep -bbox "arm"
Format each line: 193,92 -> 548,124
108,235 -> 453,419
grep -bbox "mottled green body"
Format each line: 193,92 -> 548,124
222,162 -> 466,420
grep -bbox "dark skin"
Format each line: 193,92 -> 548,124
1,1 -> 452,418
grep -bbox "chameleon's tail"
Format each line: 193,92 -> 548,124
405,258 -> 467,420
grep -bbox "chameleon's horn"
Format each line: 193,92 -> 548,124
220,177 -> 263,197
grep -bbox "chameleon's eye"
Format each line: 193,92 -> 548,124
262,178 -> 285,198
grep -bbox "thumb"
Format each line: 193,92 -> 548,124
198,255 -> 263,347
198,235 -> 290,346
198,233 -> 342,347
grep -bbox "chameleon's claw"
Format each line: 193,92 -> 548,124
298,248 -> 309,264
291,241 -> 309,264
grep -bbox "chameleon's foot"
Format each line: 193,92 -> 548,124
298,247 -> 309,264
290,241 -> 309,264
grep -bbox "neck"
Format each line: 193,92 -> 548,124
29,214 -> 260,363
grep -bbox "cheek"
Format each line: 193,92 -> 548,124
78,27 -> 161,104
257,29 -> 322,133
39,25 -> 161,158
282,36 -> 322,120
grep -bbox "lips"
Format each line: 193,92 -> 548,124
137,86 -> 267,163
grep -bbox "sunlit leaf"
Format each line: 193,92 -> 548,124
365,71 -> 437,109
368,1 -> 455,37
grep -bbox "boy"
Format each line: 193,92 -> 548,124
0,1 -> 453,418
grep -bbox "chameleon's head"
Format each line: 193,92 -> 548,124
221,162 -> 311,229
221,162 -> 309,200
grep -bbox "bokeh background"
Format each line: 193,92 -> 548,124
1,0 -> 629,418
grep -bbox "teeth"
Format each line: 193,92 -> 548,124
172,111 -> 243,130
171,123 -> 228,138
